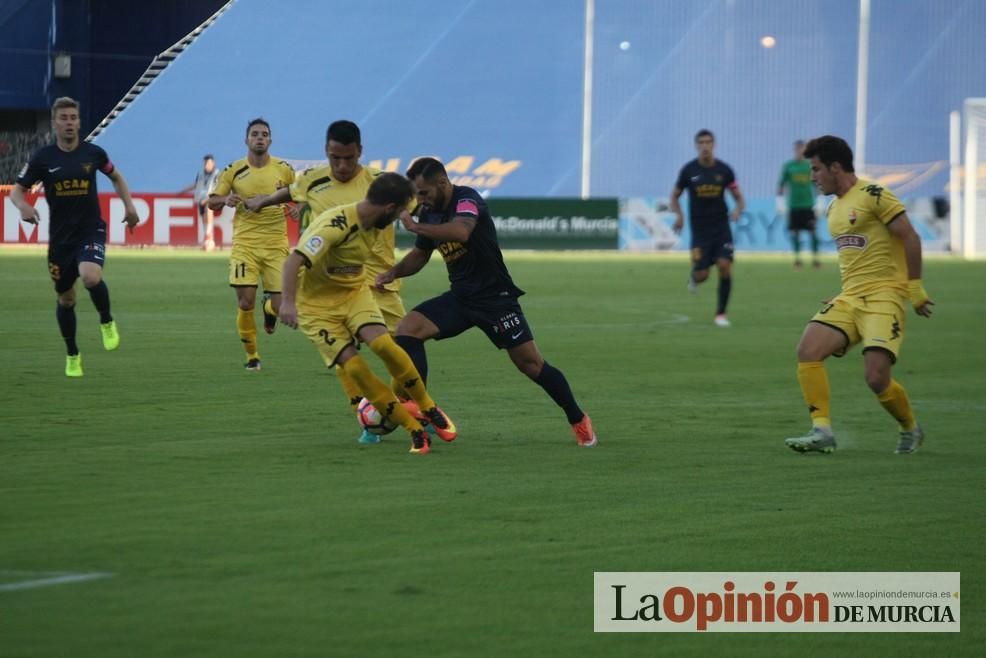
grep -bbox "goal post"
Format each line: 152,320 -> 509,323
960,98 -> 986,259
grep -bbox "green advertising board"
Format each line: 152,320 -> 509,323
396,198 -> 619,250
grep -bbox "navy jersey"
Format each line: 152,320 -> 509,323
16,142 -> 114,245
675,158 -> 737,238
414,186 -> 524,301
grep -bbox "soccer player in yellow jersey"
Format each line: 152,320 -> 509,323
208,118 -> 295,371
246,120 -> 410,442
785,136 -> 934,455
278,173 -> 456,454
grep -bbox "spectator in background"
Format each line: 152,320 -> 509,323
182,154 -> 219,250
777,140 -> 820,269
0,130 -> 52,184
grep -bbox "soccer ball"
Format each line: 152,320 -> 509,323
357,397 -> 399,436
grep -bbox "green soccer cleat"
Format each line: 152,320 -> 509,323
65,353 -> 83,377
895,426 -> 924,455
784,427 -> 836,454
100,320 -> 120,351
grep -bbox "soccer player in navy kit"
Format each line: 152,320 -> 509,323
10,97 -> 139,377
376,158 -> 597,447
670,129 -> 745,327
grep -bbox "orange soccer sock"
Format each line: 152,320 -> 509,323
797,361 -> 831,428
877,379 -> 917,431
236,308 -> 258,359
341,355 -> 423,433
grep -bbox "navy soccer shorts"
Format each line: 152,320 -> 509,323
47,226 -> 107,293
413,291 -> 535,350
690,234 -> 735,271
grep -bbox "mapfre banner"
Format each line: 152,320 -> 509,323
1,192 -> 299,246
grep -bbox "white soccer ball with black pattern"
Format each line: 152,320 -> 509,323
357,397 -> 398,435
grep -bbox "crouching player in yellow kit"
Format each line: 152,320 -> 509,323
784,136 -> 934,455
278,173 -> 456,454
245,120 -> 410,443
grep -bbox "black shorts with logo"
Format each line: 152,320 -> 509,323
788,208 -> 816,232
47,225 -> 107,293
690,233 -> 735,271
413,291 -> 534,350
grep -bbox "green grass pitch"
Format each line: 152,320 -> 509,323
1,248 -> 983,656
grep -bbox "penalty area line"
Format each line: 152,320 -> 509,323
0,571 -> 114,592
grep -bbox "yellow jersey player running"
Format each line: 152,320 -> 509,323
279,173 -> 456,454
208,118 -> 295,371
785,136 -> 934,455
246,120 -> 410,443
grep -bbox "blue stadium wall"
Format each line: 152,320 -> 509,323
90,0 -> 986,199
0,0 -> 227,130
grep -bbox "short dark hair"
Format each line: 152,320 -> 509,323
51,96 -> 80,117
326,120 -> 361,146
245,117 -> 271,137
804,135 -> 854,173
695,129 -> 714,142
203,154 -> 214,161
366,172 -> 413,206
405,157 -> 447,181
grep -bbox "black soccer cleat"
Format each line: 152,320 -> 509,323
262,293 -> 277,335
409,428 -> 431,454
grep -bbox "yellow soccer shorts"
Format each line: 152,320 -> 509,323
372,288 -> 406,334
298,285 -> 387,367
810,292 -> 906,361
229,243 -> 289,292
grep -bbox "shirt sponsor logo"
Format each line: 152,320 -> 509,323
835,234 -> 867,250
326,265 -> 361,275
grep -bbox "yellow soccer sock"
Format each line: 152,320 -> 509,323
390,376 -> 410,401
341,355 -> 423,433
877,379 -> 917,431
369,334 -> 436,410
797,361 -> 831,428
335,364 -> 364,411
236,308 -> 258,359
263,297 -> 276,317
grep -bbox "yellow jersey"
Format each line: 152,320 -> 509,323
294,202 -> 384,307
826,179 -> 907,298
289,165 -> 401,292
213,156 -> 295,249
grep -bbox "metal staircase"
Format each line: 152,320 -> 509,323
87,0 -> 234,140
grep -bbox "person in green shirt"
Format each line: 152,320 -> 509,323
777,139 -> 820,268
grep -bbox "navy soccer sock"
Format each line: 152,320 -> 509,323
56,303 -> 79,355
86,280 -> 113,324
395,335 -> 428,385
717,276 -> 732,315
535,361 -> 583,425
